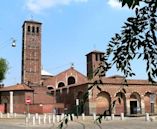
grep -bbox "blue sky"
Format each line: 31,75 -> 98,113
0,0 -> 147,86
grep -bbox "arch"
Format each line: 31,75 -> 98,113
144,92 -> 156,113
76,91 -> 84,114
96,91 -> 111,115
47,85 -> 54,90
58,82 -> 65,88
67,76 -> 75,85
130,92 -> 141,114
115,92 -> 126,115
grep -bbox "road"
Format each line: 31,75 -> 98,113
0,116 -> 156,129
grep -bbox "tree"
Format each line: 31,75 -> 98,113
107,0 -> 157,82
119,0 -> 142,8
0,58 -> 8,82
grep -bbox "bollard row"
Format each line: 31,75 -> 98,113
0,112 -> 17,118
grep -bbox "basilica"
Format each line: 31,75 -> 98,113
0,20 -> 157,116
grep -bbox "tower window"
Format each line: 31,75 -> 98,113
27,26 -> 30,32
32,26 -> 35,33
96,54 -> 99,61
36,27 -> 39,33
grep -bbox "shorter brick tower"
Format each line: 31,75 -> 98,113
86,50 -> 104,79
21,20 -> 42,86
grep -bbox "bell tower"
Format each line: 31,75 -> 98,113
86,50 -> 104,80
21,20 -> 42,86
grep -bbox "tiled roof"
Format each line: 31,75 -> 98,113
86,50 -> 105,56
0,84 -> 33,92
95,77 -> 154,85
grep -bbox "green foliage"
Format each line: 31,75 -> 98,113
0,58 -> 8,82
119,0 -> 141,8
107,1 -> 157,82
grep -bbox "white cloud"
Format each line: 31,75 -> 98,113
25,0 -> 88,14
107,0 -> 122,9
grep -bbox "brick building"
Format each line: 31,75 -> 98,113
0,20 -> 157,115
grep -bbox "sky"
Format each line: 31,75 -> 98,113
0,0 -> 148,86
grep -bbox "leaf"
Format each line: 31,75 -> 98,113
112,100 -> 116,108
70,114 -> 73,121
122,88 -> 126,94
65,118 -> 68,125
137,54 -> 142,59
98,118 -> 102,123
97,85 -> 102,91
88,85 -> 93,90
118,97 -> 121,104
58,122 -> 63,129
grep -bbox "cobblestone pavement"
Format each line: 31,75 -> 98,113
0,116 -> 156,129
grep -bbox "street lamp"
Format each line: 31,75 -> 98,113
11,38 -> 16,47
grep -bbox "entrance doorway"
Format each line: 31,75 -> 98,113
130,101 -> 137,114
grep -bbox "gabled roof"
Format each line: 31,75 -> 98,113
55,66 -> 87,78
0,84 -> 33,92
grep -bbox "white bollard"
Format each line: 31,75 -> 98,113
61,113 -> 65,120
25,117 -> 29,125
38,116 -> 41,125
72,114 -> 75,120
93,113 -> 96,120
32,116 -> 36,125
145,113 -> 150,121
56,115 -> 60,122
35,113 -> 39,119
68,114 -> 71,121
7,113 -> 10,118
0,112 -> 3,118
111,114 -> 115,120
48,115 -> 51,124
52,114 -> 56,123
121,113 -> 124,120
82,113 -> 85,120
43,115 -> 46,124
28,113 -> 31,119
13,113 -> 17,118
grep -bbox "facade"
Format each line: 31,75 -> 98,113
0,20 -> 157,115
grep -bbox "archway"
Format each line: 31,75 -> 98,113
47,85 -> 54,90
144,92 -> 156,113
76,91 -> 84,114
96,91 -> 111,115
1,96 -> 9,113
115,92 -> 126,115
130,92 -> 141,114
68,76 -> 75,85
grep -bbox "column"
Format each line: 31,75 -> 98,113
141,97 -> 145,114
126,99 -> 130,115
10,91 -> 13,114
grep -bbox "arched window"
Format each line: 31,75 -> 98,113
58,82 -> 65,88
32,26 -> 35,33
36,27 -> 39,33
68,76 -> 75,85
47,86 -> 54,90
27,26 -> 30,32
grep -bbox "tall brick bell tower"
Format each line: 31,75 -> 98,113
21,20 -> 42,86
